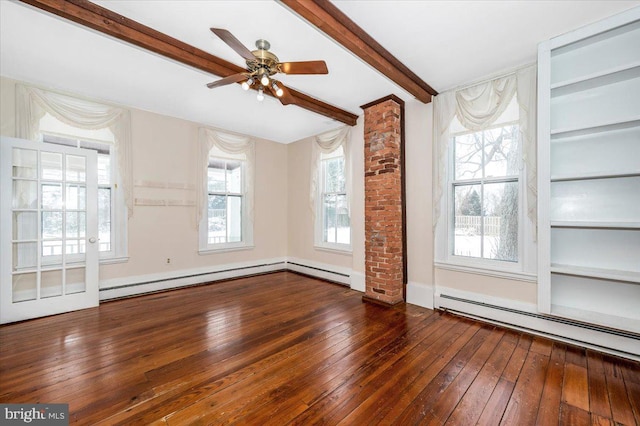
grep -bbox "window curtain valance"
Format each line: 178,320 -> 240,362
196,127 -> 255,229
433,65 -> 537,236
309,126 -> 351,218
16,84 -> 133,217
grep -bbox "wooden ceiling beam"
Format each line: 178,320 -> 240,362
17,0 -> 358,126
280,0 -> 437,103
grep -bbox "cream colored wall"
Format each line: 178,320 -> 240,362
285,129 -> 356,270
404,100 -> 434,289
0,78 -> 16,137
1,74 -> 537,307
350,118 -> 365,275
101,108 -> 288,282
435,268 -> 537,304
0,76 -> 288,285
284,99 -> 435,294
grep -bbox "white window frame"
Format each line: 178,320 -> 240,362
199,152 -> 252,253
37,132 -> 128,264
315,148 -> 351,253
435,101 -> 536,280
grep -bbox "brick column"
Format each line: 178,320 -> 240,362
361,95 -> 406,306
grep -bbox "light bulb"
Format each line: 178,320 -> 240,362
241,77 -> 253,91
257,87 -> 264,102
260,74 -> 269,86
272,81 -> 284,97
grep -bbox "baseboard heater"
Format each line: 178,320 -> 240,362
284,261 -> 351,287
99,260 -> 351,301
438,294 -> 640,360
286,261 -> 350,278
100,261 -> 287,294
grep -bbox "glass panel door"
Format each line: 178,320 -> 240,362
1,137 -> 99,324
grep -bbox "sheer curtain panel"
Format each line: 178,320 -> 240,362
197,128 -> 255,231
310,127 -> 351,218
432,65 -> 537,235
16,84 -> 133,217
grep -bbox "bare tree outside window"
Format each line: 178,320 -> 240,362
452,123 -> 519,262
321,154 -> 350,245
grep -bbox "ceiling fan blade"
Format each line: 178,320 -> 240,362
279,60 -> 328,75
206,73 -> 247,89
210,28 -> 255,62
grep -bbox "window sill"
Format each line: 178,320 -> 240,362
199,244 -> 254,255
314,244 -> 352,255
434,260 -> 537,283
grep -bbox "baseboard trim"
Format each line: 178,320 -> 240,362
406,281 -> 434,309
435,287 -> 639,361
350,271 -> 365,292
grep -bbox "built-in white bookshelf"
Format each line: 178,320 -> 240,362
538,7 -> 640,336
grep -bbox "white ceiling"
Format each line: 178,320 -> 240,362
1,0 -> 638,143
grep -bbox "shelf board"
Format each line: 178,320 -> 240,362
550,221 -> 640,229
551,263 -> 640,283
550,61 -> 640,92
550,304 -> 640,335
550,171 -> 640,182
551,116 -> 640,138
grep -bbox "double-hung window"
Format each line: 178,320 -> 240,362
451,109 -> 520,262
437,94 -> 535,275
197,129 -> 254,253
316,146 -> 350,250
207,156 -> 243,245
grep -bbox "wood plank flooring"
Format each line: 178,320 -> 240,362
1,272 -> 638,425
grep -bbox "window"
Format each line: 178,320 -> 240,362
199,144 -> 252,252
434,67 -> 537,277
207,157 -> 243,245
197,129 -> 254,253
37,113 -> 127,261
437,95 -> 533,273
316,146 -> 350,250
452,121 -> 519,262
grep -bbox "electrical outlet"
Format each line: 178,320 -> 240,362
166,258 -> 171,264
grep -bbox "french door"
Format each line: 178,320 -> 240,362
1,137 -> 99,323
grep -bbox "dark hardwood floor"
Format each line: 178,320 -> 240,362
1,272 -> 638,425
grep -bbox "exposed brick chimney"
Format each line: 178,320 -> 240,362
361,95 -> 406,306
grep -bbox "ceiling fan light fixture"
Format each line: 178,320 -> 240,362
208,30 -> 329,106
272,81 -> 284,97
241,77 -> 254,91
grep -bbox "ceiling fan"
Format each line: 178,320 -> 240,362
206,28 -> 328,104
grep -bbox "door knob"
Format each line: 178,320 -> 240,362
88,237 -> 97,244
